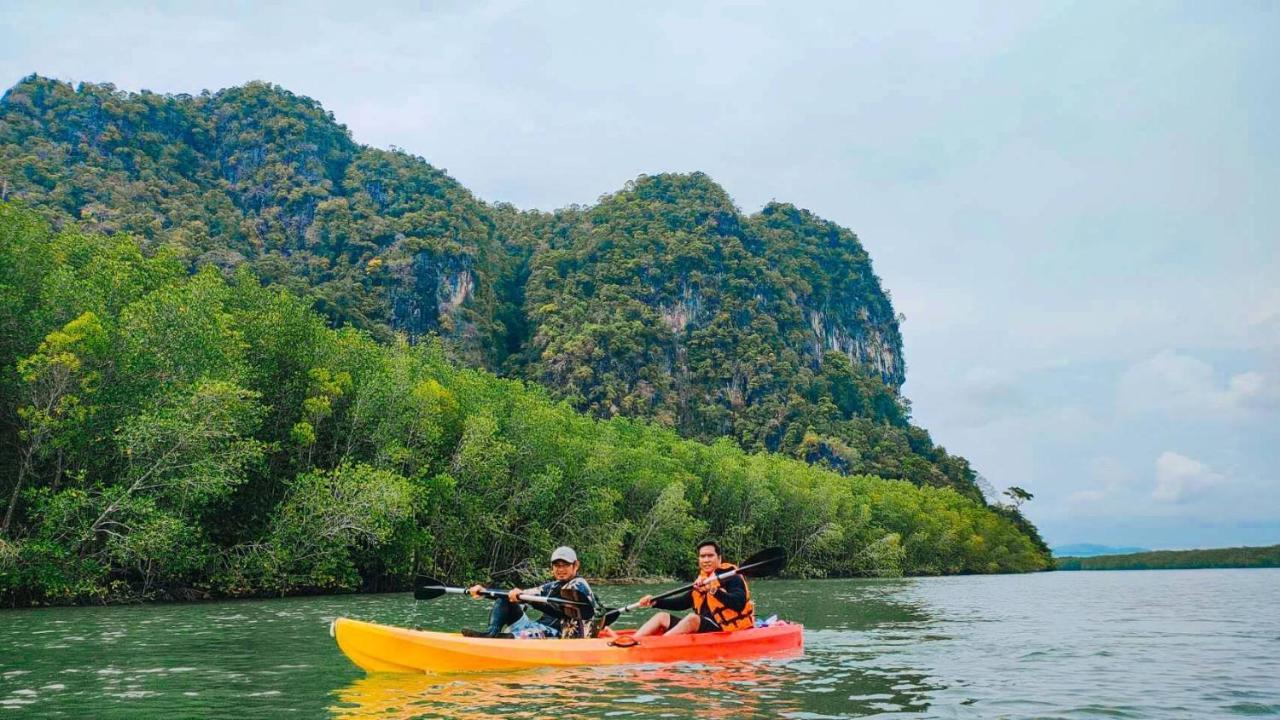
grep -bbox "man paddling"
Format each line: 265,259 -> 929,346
464,546 -> 598,639
633,540 -> 755,637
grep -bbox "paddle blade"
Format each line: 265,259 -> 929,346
557,587 -> 590,620
737,546 -> 787,578
412,575 -> 448,601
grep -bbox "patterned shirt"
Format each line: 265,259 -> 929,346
528,576 -> 598,639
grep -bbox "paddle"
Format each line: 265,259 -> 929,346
556,586 -> 592,621
601,546 -> 787,626
412,575 -> 591,609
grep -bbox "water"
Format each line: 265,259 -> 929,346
2,569 -> 1278,718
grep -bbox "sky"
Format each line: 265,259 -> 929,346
3,0 -> 1277,550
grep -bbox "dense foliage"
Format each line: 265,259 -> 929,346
1055,545 -> 1280,571
0,75 -> 1001,502
0,205 -> 1048,605
509,177 -> 980,493
0,75 -> 511,364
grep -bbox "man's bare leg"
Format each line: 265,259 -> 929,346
660,614 -> 702,637
634,611 -> 672,637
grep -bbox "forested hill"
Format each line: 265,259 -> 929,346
0,76 -> 512,365
0,202 -> 1049,605
2,75 -> 1000,504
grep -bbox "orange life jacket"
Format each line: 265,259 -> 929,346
691,563 -> 755,632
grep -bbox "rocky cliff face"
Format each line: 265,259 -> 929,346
388,250 -> 474,336
513,173 -> 910,460
751,202 -> 905,389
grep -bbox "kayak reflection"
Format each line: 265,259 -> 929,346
332,659 -> 805,719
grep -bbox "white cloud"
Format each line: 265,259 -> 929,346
1152,451 -> 1224,503
1061,457 -> 1138,515
1227,371 -> 1280,410
946,367 -> 1029,427
1066,489 -> 1108,510
1116,350 -> 1277,419
1244,293 -> 1280,351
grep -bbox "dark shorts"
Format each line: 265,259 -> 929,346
676,614 -> 721,633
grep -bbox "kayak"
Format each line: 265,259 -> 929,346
331,617 -> 803,674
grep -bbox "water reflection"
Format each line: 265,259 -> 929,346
333,661 -> 806,719
332,652 -> 942,719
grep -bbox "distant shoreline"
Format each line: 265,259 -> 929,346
1055,544 -> 1280,571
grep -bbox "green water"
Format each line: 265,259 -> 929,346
3,570 -> 1279,718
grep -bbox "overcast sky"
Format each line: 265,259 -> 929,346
4,0 -> 1277,550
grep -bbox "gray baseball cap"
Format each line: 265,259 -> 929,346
550,546 -> 578,563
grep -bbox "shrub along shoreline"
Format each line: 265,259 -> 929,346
1055,545 -> 1280,571
0,204 -> 1049,607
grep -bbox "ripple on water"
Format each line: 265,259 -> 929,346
1225,703 -> 1280,715
111,689 -> 159,699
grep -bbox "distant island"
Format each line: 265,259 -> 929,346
1052,543 -> 1148,558
1055,544 -> 1280,571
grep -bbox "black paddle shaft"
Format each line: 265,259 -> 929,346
412,576 -> 590,608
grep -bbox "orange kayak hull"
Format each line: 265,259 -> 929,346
332,617 -> 804,674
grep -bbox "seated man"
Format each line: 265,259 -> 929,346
464,546 -> 597,639
634,540 -> 754,637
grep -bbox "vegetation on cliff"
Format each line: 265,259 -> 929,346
508,176 -> 977,492
0,204 -> 1048,605
0,75 -> 511,363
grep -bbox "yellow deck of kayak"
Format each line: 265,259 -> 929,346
332,617 -> 803,674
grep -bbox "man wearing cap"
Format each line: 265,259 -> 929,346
463,546 -> 598,639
